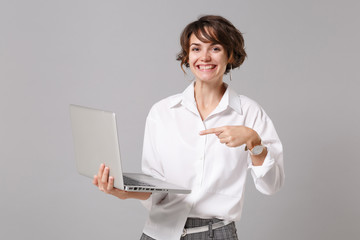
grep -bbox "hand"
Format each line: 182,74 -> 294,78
93,163 -> 130,200
199,125 -> 261,148
93,163 -> 152,200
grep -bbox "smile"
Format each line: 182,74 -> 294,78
197,65 -> 217,70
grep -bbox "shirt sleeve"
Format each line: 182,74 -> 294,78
247,108 -> 285,195
139,112 -> 168,210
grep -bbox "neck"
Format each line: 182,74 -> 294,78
194,80 -> 226,110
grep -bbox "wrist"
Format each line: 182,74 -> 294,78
122,192 -> 151,200
137,192 -> 152,200
246,129 -> 261,150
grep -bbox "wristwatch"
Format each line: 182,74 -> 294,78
245,144 -> 266,155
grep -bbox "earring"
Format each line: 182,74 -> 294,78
230,65 -> 233,81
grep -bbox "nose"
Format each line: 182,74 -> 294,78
200,50 -> 211,62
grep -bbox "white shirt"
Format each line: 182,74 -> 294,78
140,82 -> 284,240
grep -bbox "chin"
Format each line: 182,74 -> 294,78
193,71 -> 225,84
195,77 -> 223,84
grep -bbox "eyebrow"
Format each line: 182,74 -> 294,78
190,42 -> 220,47
190,43 -> 201,47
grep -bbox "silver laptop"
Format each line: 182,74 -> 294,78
69,104 -> 191,194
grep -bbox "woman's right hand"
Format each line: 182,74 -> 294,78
93,163 -> 151,200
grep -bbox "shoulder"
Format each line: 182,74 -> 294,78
227,85 -> 263,115
230,90 -> 269,121
147,93 -> 182,120
237,94 -> 272,126
239,95 -> 262,112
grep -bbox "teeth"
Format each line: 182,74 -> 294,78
199,65 -> 215,70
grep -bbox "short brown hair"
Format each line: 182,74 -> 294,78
176,15 -> 247,74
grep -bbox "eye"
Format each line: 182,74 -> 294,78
212,46 -> 221,52
191,47 -> 200,52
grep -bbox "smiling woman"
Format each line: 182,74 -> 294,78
93,15 -> 284,240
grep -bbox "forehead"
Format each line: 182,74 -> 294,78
189,26 -> 220,44
189,34 -> 201,44
189,33 -> 219,45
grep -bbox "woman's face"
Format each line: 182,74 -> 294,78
188,33 -> 228,84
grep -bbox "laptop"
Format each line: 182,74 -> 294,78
69,104 -> 191,194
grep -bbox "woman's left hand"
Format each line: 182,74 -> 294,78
199,125 -> 261,149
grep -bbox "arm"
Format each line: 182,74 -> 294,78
247,116 -> 284,195
199,118 -> 284,195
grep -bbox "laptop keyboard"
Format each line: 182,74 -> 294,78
123,175 -> 155,187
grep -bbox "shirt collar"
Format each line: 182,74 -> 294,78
228,85 -> 243,115
169,81 -> 243,116
168,81 -> 195,110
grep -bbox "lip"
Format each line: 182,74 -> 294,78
196,64 -> 217,71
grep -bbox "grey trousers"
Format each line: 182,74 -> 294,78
140,218 -> 238,240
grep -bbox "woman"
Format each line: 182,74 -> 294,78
93,15 -> 284,240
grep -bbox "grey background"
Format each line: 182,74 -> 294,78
1,0 -> 359,239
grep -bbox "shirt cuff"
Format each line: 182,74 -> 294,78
247,145 -> 275,179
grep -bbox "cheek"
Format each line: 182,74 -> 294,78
188,54 -> 196,63
219,57 -> 229,69
188,57 -> 198,70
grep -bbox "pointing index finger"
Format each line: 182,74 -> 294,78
199,127 -> 224,135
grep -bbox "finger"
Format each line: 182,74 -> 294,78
101,167 -> 109,185
107,176 -> 115,192
93,175 -> 98,186
97,163 -> 105,181
199,127 -> 224,135
217,132 -> 229,139
226,142 -> 235,147
97,164 -> 105,189
220,136 -> 231,144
